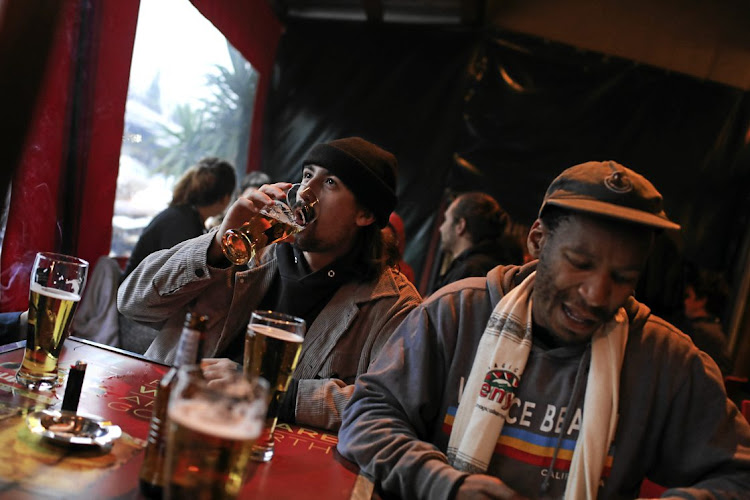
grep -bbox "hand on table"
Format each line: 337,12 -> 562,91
201,358 -> 241,388
455,475 -> 530,500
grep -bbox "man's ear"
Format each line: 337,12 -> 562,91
455,217 -> 467,236
527,219 -> 546,259
355,209 -> 377,227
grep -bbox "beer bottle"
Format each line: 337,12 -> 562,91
138,311 -> 209,499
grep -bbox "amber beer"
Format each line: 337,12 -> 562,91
16,282 -> 81,388
243,323 -> 303,462
164,399 -> 262,500
221,183 -> 317,266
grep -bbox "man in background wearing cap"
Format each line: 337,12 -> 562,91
338,161 -> 750,499
119,137 -> 421,431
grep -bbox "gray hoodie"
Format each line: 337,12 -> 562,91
338,262 -> 750,499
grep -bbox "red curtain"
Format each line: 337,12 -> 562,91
0,0 -> 281,312
0,1 -> 139,312
190,0 -> 283,172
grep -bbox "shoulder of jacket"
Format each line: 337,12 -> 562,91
348,266 -> 421,305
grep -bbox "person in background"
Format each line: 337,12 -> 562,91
383,212 -> 415,283
0,311 -> 26,343
122,157 -> 237,280
206,170 -> 273,229
338,161 -> 750,499
240,170 -> 272,197
432,191 -> 523,293
682,264 -> 733,376
118,137 -> 421,431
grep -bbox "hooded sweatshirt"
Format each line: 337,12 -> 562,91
338,262 -> 750,500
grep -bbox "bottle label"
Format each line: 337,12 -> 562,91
174,328 -> 201,367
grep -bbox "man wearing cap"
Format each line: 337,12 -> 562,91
338,161 -> 750,498
118,137 -> 421,431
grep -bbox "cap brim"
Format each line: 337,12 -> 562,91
543,199 -> 681,231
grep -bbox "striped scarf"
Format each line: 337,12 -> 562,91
447,271 -> 628,498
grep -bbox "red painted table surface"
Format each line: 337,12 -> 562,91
0,337 -> 363,499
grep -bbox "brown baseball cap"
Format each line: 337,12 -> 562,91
539,160 -> 680,231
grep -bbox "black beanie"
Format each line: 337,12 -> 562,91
302,137 -> 398,228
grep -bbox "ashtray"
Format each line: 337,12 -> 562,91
26,409 -> 122,448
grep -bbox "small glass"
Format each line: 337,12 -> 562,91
16,252 -> 89,390
221,183 -> 318,265
243,310 -> 305,462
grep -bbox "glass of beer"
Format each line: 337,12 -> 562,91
164,367 -> 268,500
221,183 -> 318,265
15,252 -> 89,390
243,310 -> 305,462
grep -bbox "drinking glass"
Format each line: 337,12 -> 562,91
243,310 -> 305,462
221,183 -> 318,265
164,367 -> 268,500
16,252 -> 89,390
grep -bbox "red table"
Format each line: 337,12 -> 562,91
0,338 -> 372,499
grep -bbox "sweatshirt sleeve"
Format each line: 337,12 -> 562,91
647,342 -> 750,498
337,306 -> 469,500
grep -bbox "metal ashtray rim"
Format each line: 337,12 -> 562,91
25,409 -> 122,448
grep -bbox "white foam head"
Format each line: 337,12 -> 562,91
169,399 -> 262,441
248,324 -> 303,344
30,282 -> 81,302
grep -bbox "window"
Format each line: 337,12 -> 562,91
111,0 -> 257,258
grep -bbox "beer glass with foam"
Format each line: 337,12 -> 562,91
243,310 -> 305,462
15,252 -> 89,390
221,183 -> 318,265
164,367 -> 268,500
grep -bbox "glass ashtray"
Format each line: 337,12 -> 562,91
26,409 -> 122,448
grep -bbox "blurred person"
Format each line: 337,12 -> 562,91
432,191 -> 523,293
122,157 -> 237,280
338,161 -> 750,499
0,311 -> 26,344
206,170 -> 273,229
382,212 -> 415,283
114,158 -> 235,353
119,137 -> 421,431
240,170 -> 272,197
682,264 -> 733,376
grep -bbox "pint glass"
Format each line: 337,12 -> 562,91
164,367 -> 268,500
16,252 -> 89,390
243,310 -> 304,462
221,183 -> 318,265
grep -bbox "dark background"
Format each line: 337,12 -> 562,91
262,22 -> 750,311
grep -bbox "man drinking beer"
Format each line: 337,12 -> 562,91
118,137 -> 421,431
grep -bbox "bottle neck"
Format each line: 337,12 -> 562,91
174,327 -> 201,367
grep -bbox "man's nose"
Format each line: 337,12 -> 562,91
578,273 -> 611,308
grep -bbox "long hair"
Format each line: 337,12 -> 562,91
351,220 -> 387,283
170,157 -> 237,207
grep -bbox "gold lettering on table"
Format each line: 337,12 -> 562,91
275,423 -> 293,432
108,401 -> 131,412
296,428 -> 318,438
134,408 -> 153,419
307,442 -> 331,454
319,433 -> 338,444
138,385 -> 159,396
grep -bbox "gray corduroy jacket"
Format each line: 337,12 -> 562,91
117,230 -> 422,431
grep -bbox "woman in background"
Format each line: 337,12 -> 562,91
122,157 -> 236,280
